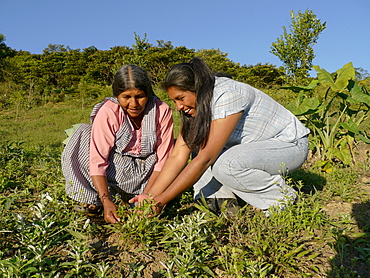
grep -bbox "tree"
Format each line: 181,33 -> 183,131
355,67 -> 369,81
236,63 -> 285,88
0,34 -> 16,59
0,34 -> 17,81
195,48 -> 240,77
42,44 -> 71,55
270,9 -> 326,83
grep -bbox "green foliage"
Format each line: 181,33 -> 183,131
0,100 -> 93,148
0,188 -> 108,277
195,48 -> 239,76
111,200 -> 167,248
0,141 -> 29,192
271,9 -> 326,83
360,75 -> 370,92
235,63 -> 286,88
129,34 -> 194,87
285,62 -> 370,172
160,211 -> 219,277
0,34 -> 17,59
0,34 -> 17,82
0,33 -> 285,109
0,141 -> 64,194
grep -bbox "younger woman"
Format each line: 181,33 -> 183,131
130,58 -> 309,216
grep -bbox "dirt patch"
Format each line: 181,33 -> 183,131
87,230 -> 168,277
322,200 -> 354,217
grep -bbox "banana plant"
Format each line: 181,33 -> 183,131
284,62 -> 370,172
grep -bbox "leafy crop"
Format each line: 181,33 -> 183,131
284,62 -> 370,172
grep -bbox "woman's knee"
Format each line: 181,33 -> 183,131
213,146 -> 258,178
212,152 -> 249,182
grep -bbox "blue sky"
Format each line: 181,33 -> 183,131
1,0 -> 369,75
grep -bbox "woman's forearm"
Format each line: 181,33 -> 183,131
91,175 -> 120,223
155,113 -> 243,206
143,154 -> 188,197
91,175 -> 110,204
154,156 -> 212,207
144,170 -> 160,193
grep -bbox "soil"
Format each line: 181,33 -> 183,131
312,142 -> 370,277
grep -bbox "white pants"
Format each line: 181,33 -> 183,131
193,136 -> 309,210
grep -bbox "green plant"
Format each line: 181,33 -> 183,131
61,240 -> 93,277
124,258 -> 146,278
0,141 -> 29,191
160,211 -> 218,277
270,9 -> 326,83
285,62 -> 370,172
90,261 -> 114,278
109,200 -> 167,248
217,245 -> 274,278
0,252 -> 49,278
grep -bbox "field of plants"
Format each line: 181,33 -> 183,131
0,62 -> 370,277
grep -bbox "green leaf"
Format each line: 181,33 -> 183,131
307,253 -> 320,260
201,265 -> 216,277
311,265 -> 320,272
24,266 -> 39,273
284,251 -> 296,258
340,120 -> 359,134
5,197 -> 15,210
282,80 -> 319,93
314,66 -> 338,91
313,160 -> 333,173
358,133 -> 370,144
287,97 -> 320,116
335,62 -> 355,90
351,232 -> 367,238
297,250 -> 311,258
332,148 -> 352,165
66,229 -> 88,240
351,92 -> 370,106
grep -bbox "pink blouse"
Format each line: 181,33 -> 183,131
89,98 -> 174,176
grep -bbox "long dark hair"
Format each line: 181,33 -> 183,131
163,57 -> 215,151
112,65 -> 154,98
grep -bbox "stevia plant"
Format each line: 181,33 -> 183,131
108,199 -> 168,249
217,245 -> 274,278
160,211 -> 219,277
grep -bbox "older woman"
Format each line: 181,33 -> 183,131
62,65 -> 174,223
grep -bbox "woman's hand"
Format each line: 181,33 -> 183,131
129,193 -> 154,205
129,193 -> 164,216
102,199 -> 120,223
150,202 -> 164,215
91,175 -> 120,223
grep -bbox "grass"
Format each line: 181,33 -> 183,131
0,99 -> 369,277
